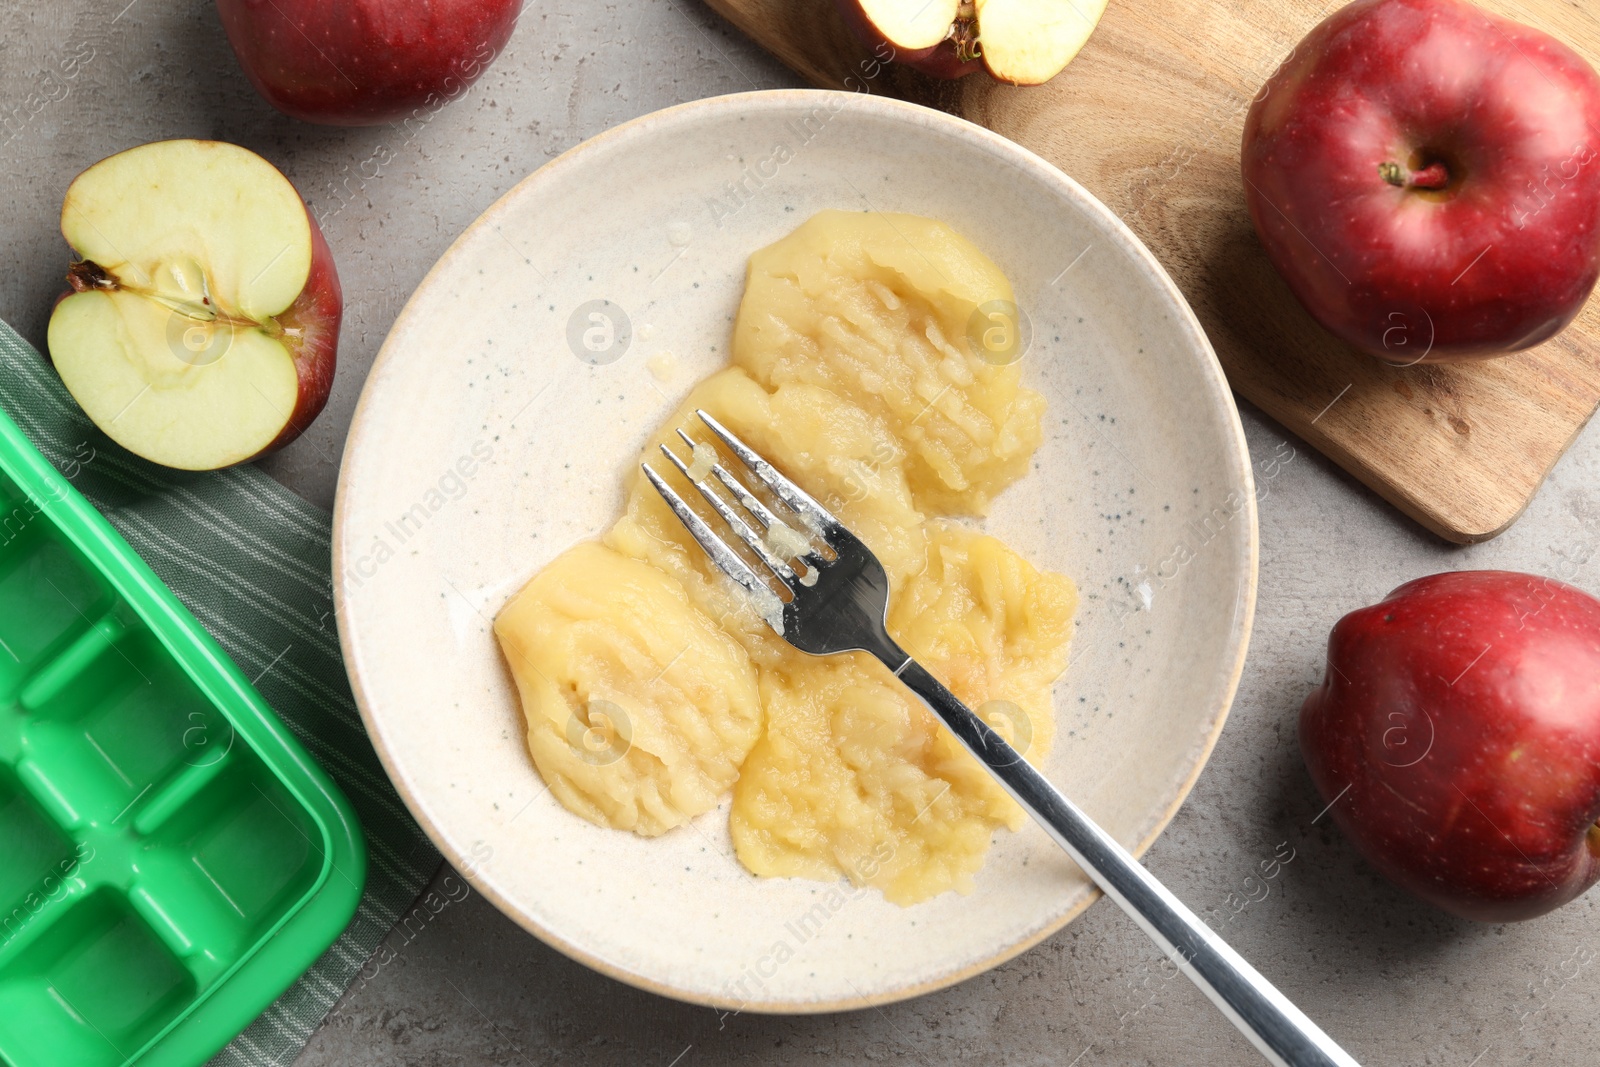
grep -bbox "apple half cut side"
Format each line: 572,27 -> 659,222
975,0 -> 1110,85
835,0 -> 1108,85
47,139 -> 341,471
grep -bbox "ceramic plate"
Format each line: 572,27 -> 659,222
334,90 -> 1257,1011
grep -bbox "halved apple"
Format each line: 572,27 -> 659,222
835,0 -> 1109,85
47,139 -> 341,471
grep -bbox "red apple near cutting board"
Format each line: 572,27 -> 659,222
1242,0 -> 1600,363
703,0 -> 1600,542
1302,571 -> 1600,922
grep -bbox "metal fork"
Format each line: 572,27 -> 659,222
644,410 -> 1359,1067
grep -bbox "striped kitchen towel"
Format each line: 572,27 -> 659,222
0,319 -> 441,1067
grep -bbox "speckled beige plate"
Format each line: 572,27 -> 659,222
333,90 -> 1257,1012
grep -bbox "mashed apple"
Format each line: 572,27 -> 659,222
732,524 -> 1074,903
494,210 -> 1076,903
494,542 -> 763,837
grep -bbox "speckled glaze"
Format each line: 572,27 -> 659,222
333,90 -> 1258,1012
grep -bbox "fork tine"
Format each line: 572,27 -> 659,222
690,443 -> 826,573
658,442 -> 797,586
678,428 -> 781,530
674,429 -> 823,564
641,464 -> 788,635
693,410 -> 839,536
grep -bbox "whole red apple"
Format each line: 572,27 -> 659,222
47,140 -> 341,470
1242,0 -> 1600,362
1301,571 -> 1600,922
215,0 -> 521,126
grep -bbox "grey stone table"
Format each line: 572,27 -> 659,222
3,3 -> 1597,1065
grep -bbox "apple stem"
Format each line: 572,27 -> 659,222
1380,160 -> 1450,190
1409,162 -> 1449,189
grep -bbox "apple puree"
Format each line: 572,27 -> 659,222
494,210 -> 1076,903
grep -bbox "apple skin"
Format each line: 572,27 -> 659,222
831,0 -> 983,80
1301,571 -> 1600,922
214,0 -> 520,126
261,210 -> 342,454
1241,0 -> 1600,362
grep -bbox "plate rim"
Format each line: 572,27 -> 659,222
332,87 -> 1260,1013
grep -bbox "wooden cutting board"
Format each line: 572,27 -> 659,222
702,0 -> 1600,543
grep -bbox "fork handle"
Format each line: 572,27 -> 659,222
886,653 -> 1361,1067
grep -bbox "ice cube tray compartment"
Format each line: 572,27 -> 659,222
131,756 -> 324,973
0,411 -> 364,1067
20,608 -> 224,831
0,527 -> 114,703
0,889 -> 197,1067
0,765 -> 80,922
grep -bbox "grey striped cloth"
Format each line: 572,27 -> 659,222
0,319 -> 440,1067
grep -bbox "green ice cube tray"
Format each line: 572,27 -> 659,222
0,406 -> 365,1067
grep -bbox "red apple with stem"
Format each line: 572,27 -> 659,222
47,140 -> 341,471
215,0 -> 521,126
1301,571 -> 1600,922
1242,0 -> 1600,362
